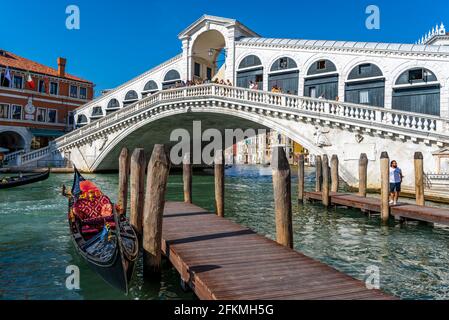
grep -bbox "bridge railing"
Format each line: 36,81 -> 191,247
55,83 -> 449,147
4,150 -> 25,163
20,146 -> 52,164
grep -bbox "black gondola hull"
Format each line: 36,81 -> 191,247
0,169 -> 50,189
66,169 -> 138,293
72,238 -> 128,292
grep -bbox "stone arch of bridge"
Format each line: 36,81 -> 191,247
87,106 -> 356,184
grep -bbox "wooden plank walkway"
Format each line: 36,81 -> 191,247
305,191 -> 449,225
161,201 -> 393,300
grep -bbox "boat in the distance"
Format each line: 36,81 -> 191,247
63,168 -> 138,293
0,169 -> 50,189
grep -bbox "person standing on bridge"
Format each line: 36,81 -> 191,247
249,81 -> 255,89
389,160 -> 403,205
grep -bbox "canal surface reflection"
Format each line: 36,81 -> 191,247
1,165 -> 449,299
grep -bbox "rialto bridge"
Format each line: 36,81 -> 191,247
11,15 -> 449,194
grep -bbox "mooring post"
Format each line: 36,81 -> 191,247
330,154 -> 339,193
297,154 -> 305,203
414,152 -> 425,206
143,145 -> 171,277
380,151 -> 390,223
272,146 -> 293,249
322,155 -> 330,207
214,149 -> 224,217
183,152 -> 192,204
315,155 -> 322,192
118,147 -> 130,214
358,153 -> 368,197
129,148 -> 146,239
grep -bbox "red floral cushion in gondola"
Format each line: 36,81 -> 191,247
73,193 -> 113,221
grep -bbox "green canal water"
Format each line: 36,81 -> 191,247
1,165 -> 449,300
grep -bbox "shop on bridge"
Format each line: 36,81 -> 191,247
106,99 -> 120,115
345,63 -> 385,107
392,68 -> 440,116
123,90 -> 139,107
76,114 -> 88,128
304,59 -> 338,100
90,106 -> 103,121
268,57 -> 299,94
142,80 -> 159,98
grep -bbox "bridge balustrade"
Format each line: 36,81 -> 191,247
55,83 -> 448,149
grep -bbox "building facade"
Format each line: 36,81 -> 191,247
0,49 -> 94,155
231,131 -> 303,165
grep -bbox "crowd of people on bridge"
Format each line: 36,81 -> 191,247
173,78 -> 233,88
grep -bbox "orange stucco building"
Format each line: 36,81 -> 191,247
0,49 -> 94,152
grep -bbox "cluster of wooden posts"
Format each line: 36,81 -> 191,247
300,151 -> 426,223
116,145 -> 225,277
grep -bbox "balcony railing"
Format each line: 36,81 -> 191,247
21,146 -> 52,164
55,84 -> 449,148
4,150 -> 25,163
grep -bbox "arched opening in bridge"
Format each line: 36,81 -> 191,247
0,131 -> 26,152
392,68 -> 440,116
90,106 -> 103,120
142,80 -> 158,98
268,57 -> 299,94
123,90 -> 139,107
76,114 -> 88,128
162,70 -> 181,89
106,99 -> 120,115
191,29 -> 227,82
345,63 -> 385,107
304,59 -> 338,100
236,55 -> 263,89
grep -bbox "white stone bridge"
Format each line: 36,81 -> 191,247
46,83 -> 449,193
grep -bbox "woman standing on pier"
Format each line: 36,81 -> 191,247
389,160 -> 403,205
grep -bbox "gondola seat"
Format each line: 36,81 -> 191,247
73,194 -> 113,220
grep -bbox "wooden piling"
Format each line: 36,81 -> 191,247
143,144 -> 171,277
271,146 -> 293,249
129,148 -> 146,238
414,152 -> 425,206
315,155 -> 322,192
330,155 -> 339,193
297,154 -> 305,203
358,153 -> 368,197
183,152 -> 192,204
118,148 -> 130,214
380,151 -> 390,223
214,150 -> 224,217
322,155 -> 330,207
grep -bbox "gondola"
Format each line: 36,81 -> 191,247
0,169 -> 50,189
64,168 -> 138,293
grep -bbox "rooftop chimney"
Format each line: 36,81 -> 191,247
57,57 -> 67,77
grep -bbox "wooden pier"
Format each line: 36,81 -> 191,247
118,145 -> 396,300
161,201 -> 393,300
305,191 -> 449,225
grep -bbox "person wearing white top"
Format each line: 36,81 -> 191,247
389,160 -> 403,205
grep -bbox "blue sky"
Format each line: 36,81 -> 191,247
1,0 -> 448,95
